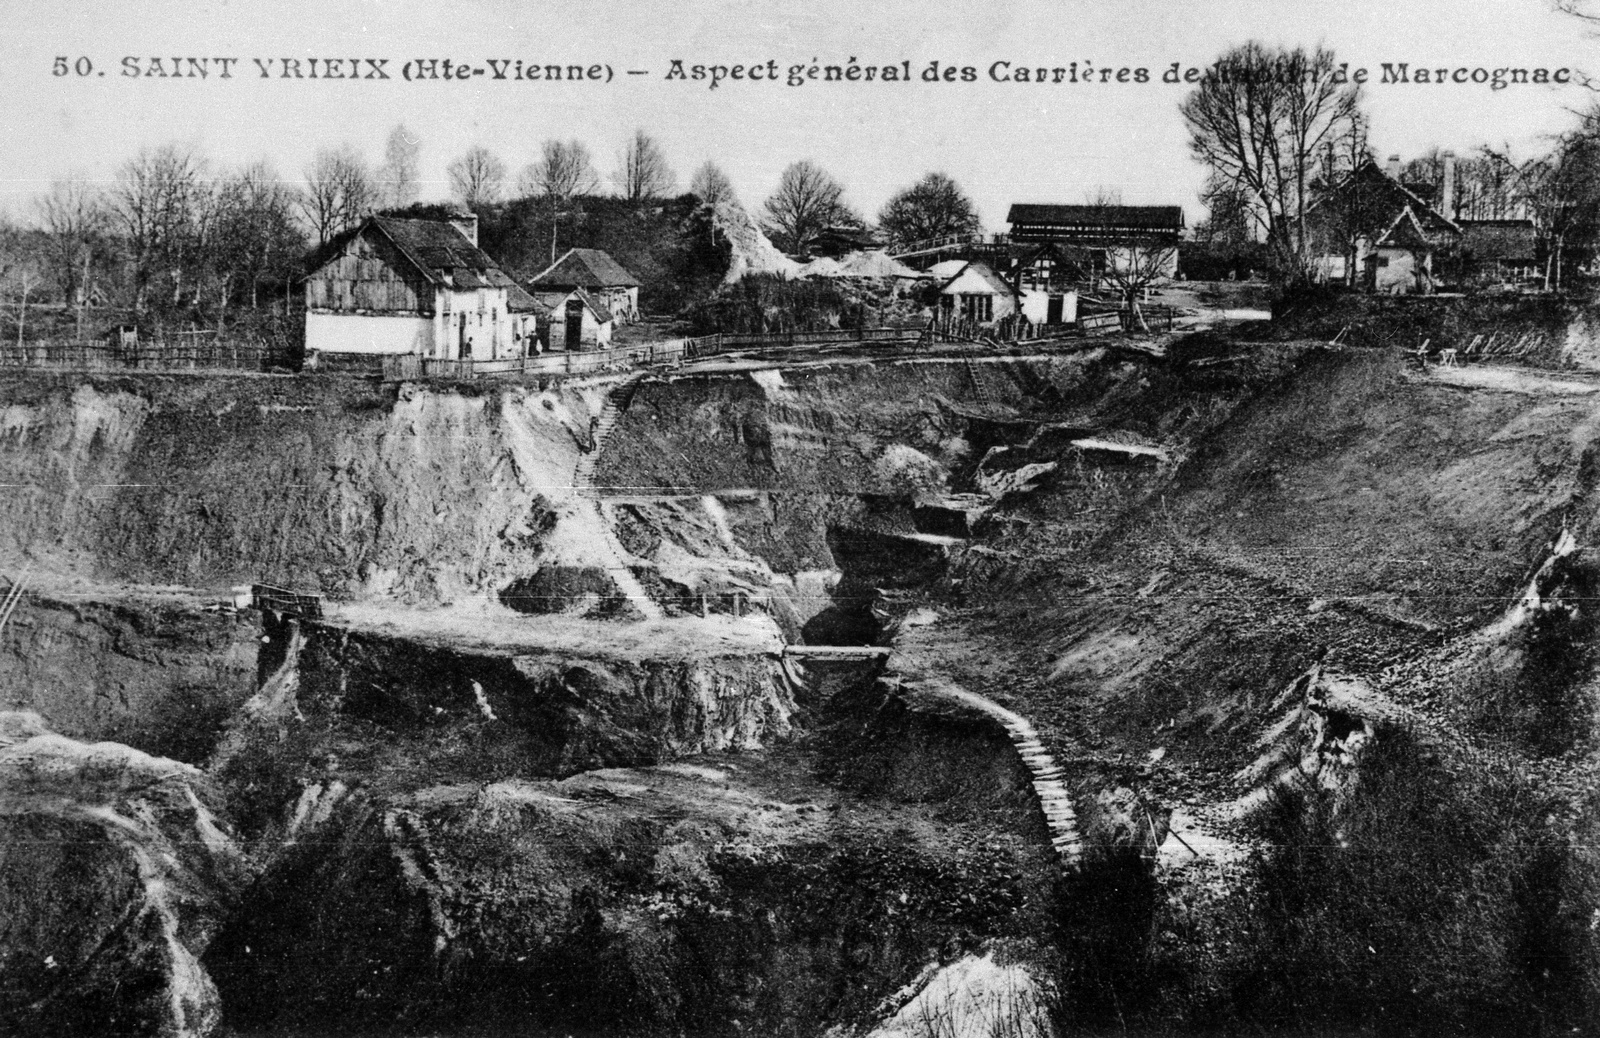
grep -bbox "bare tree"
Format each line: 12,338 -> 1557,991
1488,114 -> 1600,289
114,143 -> 209,311
1310,112 -> 1378,287
688,161 -> 737,206
1180,42 -> 1363,284
877,172 -> 980,249
517,139 -> 600,263
615,130 -> 676,202
1451,151 -> 1524,221
1052,193 -> 1177,316
519,139 -> 599,200
34,174 -> 108,334
762,160 -> 858,255
0,230 -> 44,348
211,162 -> 304,311
379,125 -> 422,208
1084,186 -> 1124,207
1195,175 -> 1253,246
302,146 -> 376,247
447,145 -> 507,208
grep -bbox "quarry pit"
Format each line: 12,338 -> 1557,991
5,328 -> 1600,1037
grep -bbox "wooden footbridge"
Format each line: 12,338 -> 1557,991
782,644 -> 894,661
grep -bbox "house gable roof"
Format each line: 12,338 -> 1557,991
1376,207 -> 1434,250
505,284 -> 545,313
311,216 -> 532,298
530,248 -> 641,289
1313,160 -> 1463,238
556,287 -> 615,325
939,261 -> 1015,296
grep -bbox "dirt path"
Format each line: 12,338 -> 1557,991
1419,362 -> 1600,396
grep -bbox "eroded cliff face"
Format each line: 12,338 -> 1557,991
203,655 -> 1061,1037
0,375 -> 635,609
0,712 -> 248,1038
0,594 -> 256,762
21,341 -> 1600,1035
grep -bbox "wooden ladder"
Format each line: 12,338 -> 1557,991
0,567 -> 31,639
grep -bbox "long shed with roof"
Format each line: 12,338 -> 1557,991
1006,204 -> 1184,283
303,212 -> 542,361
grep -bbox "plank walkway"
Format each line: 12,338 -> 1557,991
783,645 -> 894,660
932,683 -> 1085,874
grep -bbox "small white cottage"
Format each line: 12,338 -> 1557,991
936,261 -> 1017,324
544,288 -> 614,351
529,248 -> 642,325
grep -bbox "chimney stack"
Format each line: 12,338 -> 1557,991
1440,151 -> 1456,219
1386,154 -> 1402,180
449,209 -> 479,247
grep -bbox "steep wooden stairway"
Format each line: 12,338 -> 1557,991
927,681 -> 1084,873
577,375 -> 644,497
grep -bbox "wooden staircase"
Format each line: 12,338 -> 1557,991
931,682 -> 1084,874
576,375 -> 643,497
1003,717 -> 1084,871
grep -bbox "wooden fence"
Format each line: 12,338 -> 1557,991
251,583 -> 324,620
0,339 -> 292,373
377,329 -> 928,381
1121,305 -> 1178,333
924,313 -> 1090,345
379,338 -> 692,381
683,327 -> 921,355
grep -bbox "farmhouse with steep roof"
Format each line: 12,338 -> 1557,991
303,211 -> 542,361
1305,156 -> 1463,294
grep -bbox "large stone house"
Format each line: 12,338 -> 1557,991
528,248 -> 641,325
303,213 -> 542,361
1305,157 -> 1462,294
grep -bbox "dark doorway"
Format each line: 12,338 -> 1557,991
565,299 -> 584,350
458,312 -> 470,359
1046,294 -> 1064,324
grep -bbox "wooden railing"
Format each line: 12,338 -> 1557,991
0,339 -> 293,373
376,327 -> 930,382
684,327 -> 920,355
889,232 -> 1010,258
251,583 -> 324,620
381,339 -> 692,381
923,313 -> 1087,345
1119,305 -> 1177,333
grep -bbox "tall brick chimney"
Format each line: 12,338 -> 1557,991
1440,151 -> 1456,219
1386,154 -> 1402,180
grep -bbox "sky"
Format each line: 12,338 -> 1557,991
1,0 -> 1596,231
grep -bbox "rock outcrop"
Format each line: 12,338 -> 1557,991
0,711 -> 248,1037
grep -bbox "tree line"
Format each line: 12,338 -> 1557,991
1181,40 -> 1600,289
0,119 -> 988,340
